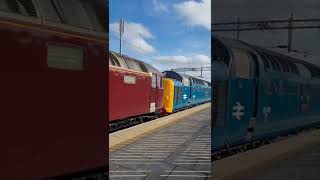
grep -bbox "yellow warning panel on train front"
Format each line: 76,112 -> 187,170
163,78 -> 174,113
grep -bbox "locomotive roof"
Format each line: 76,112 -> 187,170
163,70 -> 210,85
213,36 -> 254,52
183,74 -> 211,85
213,35 -> 320,77
109,51 -> 161,74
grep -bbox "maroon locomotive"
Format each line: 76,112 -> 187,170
109,51 -> 164,125
0,1 -> 107,179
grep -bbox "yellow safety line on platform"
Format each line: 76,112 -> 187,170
109,103 -> 211,152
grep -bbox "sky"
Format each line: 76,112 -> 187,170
212,0 -> 320,66
109,0 -> 211,80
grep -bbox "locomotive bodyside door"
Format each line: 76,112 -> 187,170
212,37 -> 260,152
226,48 -> 258,144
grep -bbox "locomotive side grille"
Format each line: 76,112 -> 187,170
6,0 -> 38,17
20,0 -> 37,17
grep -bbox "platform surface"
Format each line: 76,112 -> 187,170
109,106 -> 211,179
232,143 -> 320,180
213,129 -> 320,180
109,103 -> 211,149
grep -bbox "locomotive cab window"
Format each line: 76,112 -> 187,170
182,77 -> 190,87
176,87 -> 182,101
174,87 -> 178,102
159,77 -> 163,88
157,76 -> 164,88
231,48 -> 252,79
152,74 -> 157,88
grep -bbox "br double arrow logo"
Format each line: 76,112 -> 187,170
183,94 -> 187,100
232,102 -> 245,120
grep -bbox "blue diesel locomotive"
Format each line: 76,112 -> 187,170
212,36 -> 320,155
162,71 -> 211,113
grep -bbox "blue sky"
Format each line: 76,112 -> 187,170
109,0 -> 211,80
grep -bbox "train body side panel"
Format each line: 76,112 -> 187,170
0,19 -> 107,179
213,76 -> 320,151
198,85 -> 211,103
109,68 -> 151,121
212,36 -> 320,153
190,85 -> 211,105
254,77 -> 320,140
172,81 -> 191,111
254,77 -> 299,139
212,78 -> 257,150
225,79 -> 256,146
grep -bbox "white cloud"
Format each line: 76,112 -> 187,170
110,21 -> 156,54
153,54 -> 211,80
152,0 -> 168,13
154,55 -> 192,64
174,0 -> 211,30
154,54 -> 210,67
193,54 -> 210,64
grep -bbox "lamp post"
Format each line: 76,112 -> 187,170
119,18 -> 125,54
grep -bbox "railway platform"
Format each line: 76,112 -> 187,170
233,143 -> 320,180
213,128 -> 320,180
109,103 -> 211,179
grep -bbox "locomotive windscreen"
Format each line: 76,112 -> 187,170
162,71 -> 183,82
